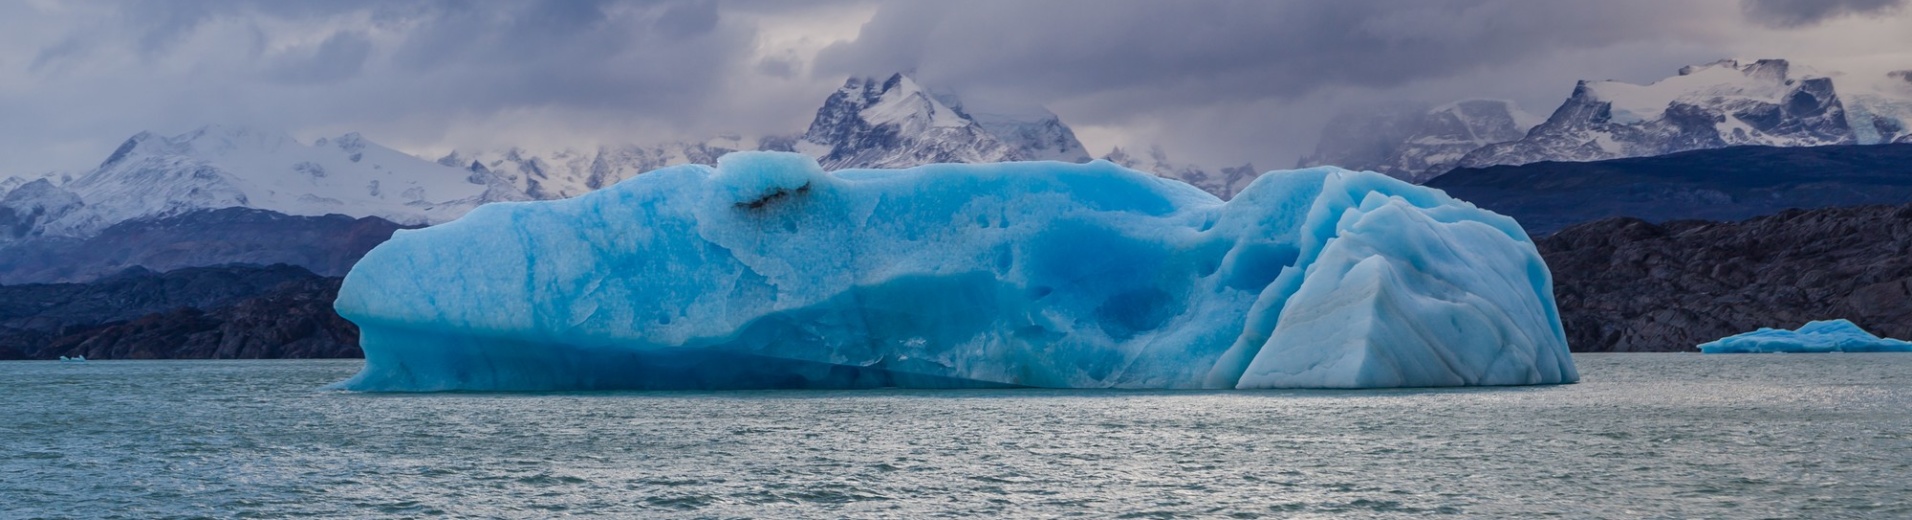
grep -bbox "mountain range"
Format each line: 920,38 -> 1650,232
6,60 -> 1912,285
1306,59 -> 1912,181
1296,99 -> 1540,183
0,72 -> 1254,285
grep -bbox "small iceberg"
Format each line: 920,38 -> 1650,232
58,355 -> 87,363
1699,320 -> 1912,353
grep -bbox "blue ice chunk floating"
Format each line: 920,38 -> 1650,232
1699,319 -> 1912,353
331,152 -> 1578,391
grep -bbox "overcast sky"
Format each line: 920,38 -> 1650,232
3,0 -> 1910,176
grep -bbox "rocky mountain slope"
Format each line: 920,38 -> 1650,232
0,264 -> 358,360
1428,143 -> 1912,234
1539,203 -> 1912,352
1298,100 -> 1538,182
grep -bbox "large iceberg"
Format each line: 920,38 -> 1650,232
1699,320 -> 1912,353
332,152 -> 1577,391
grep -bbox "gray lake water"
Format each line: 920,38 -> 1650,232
3,354 -> 1910,519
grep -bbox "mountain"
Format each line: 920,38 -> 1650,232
443,73 -> 1261,201
0,172 -> 70,195
1456,59 -> 1890,170
27,125 -> 523,240
1427,143 -> 1912,234
436,137 -> 744,200
1843,68 -> 1912,145
926,90 -> 1093,163
970,110 -> 1093,163
1305,59 -> 1912,182
1100,146 -> 1257,199
438,73 -> 1096,199
795,74 -> 1021,169
1299,100 -> 1539,182
0,207 -> 408,284
1539,203 -> 1912,352
0,179 -> 82,244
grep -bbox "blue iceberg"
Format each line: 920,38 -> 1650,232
332,152 -> 1577,391
1699,320 -> 1912,353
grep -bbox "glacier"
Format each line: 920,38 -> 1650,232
332,152 -> 1577,391
1699,320 -> 1912,354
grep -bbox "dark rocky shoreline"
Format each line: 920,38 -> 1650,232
0,265 -> 359,360
1539,203 -> 1912,352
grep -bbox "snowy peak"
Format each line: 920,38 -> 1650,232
1300,99 -> 1536,182
37,126 -> 521,239
930,88 -> 1093,163
1101,146 -> 1256,199
439,138 -> 742,200
857,74 -> 971,131
969,109 -> 1093,163
798,73 -> 1019,169
0,178 -> 82,243
1306,58 -> 1912,181
1842,68 -> 1912,145
1456,59 -> 1868,170
1582,58 -> 1801,125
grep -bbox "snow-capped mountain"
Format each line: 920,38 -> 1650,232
795,74 -> 1021,169
1102,146 -> 1258,199
22,125 -> 523,239
1299,99 -> 1539,182
789,72 -> 1261,196
972,110 -> 1093,163
1456,59 -> 1873,169
926,90 -> 1093,163
1842,68 -> 1912,145
437,136 -> 743,200
0,171 -> 70,195
0,179 -> 82,244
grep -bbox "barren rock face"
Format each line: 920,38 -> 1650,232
1539,203 -> 1912,352
0,264 -> 359,360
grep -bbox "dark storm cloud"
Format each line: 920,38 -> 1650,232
816,1 -> 1718,109
1742,0 -> 1906,28
812,0 -> 1741,168
3,0 -> 1909,176
265,31 -> 373,84
370,0 -> 746,111
3,0 -> 791,167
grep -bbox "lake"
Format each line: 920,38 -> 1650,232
3,354 -> 1909,518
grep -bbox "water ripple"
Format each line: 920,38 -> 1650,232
2,355 -> 1911,518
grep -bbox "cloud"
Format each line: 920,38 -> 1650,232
0,0 -> 1908,177
812,1 -> 1741,167
0,0 -> 847,174
1742,0 -> 1906,28
264,31 -> 372,84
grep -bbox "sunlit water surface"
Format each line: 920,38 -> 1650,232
3,354 -> 1910,519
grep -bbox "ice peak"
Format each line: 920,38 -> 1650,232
1678,59 -> 1741,76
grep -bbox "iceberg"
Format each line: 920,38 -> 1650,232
1699,320 -> 1912,353
332,152 -> 1577,391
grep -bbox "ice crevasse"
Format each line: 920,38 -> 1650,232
332,152 -> 1577,391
